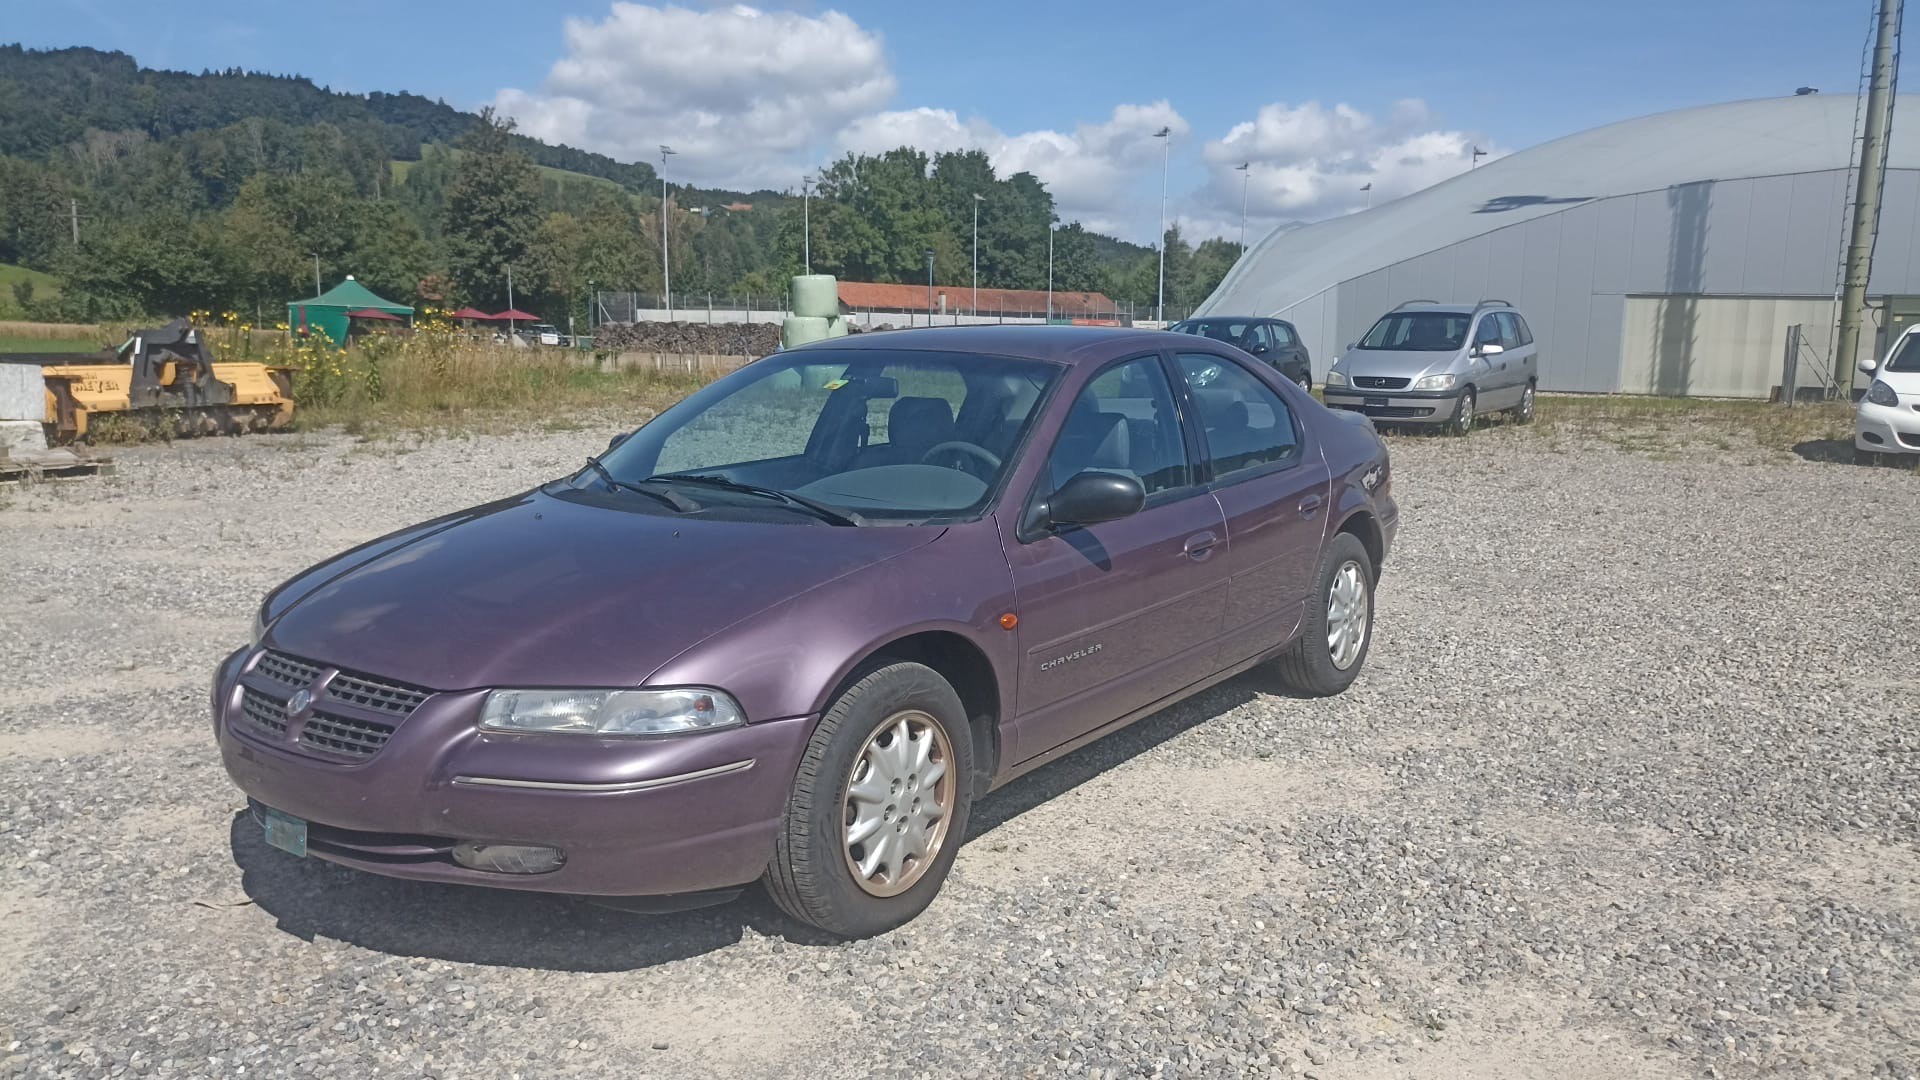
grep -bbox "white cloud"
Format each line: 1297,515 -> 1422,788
1202,99 -> 1499,224
494,3 -> 895,187
835,101 -> 1190,240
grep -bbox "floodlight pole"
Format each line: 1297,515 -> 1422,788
1235,161 -> 1251,254
312,254 -> 321,297
802,175 -> 815,274
1154,126 -> 1171,323
1837,0 -> 1904,397
926,248 -> 935,327
972,193 -> 984,317
1046,224 -> 1055,323
660,145 -> 676,320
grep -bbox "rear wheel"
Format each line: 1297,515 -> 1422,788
766,662 -> 973,938
1297,375 -> 1313,394
1275,532 -> 1375,697
1446,389 -> 1477,437
1514,383 -> 1536,424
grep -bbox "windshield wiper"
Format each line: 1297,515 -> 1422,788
649,472 -> 866,526
581,455 -> 698,512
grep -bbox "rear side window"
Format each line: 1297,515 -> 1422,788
1272,322 -> 1297,346
1508,313 -> 1533,346
1174,354 -> 1301,481
1044,356 -> 1190,498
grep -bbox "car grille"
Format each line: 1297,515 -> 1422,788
300,711 -> 397,757
1351,375 -> 1411,390
256,650 -> 322,691
325,671 -> 430,716
240,686 -> 289,735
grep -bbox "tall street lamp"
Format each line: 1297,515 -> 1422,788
659,145 -> 676,319
971,193 -> 984,318
1236,161 -> 1251,254
802,174 -> 815,274
1046,223 -> 1055,323
1153,126 -> 1171,323
925,248 -> 935,327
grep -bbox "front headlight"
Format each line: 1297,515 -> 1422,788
1325,369 -> 1348,387
1413,372 -> 1458,391
1866,379 -> 1899,407
479,688 -> 746,736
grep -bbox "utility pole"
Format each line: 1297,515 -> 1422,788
507,264 -> 515,312
802,175 -> 814,274
1153,126 -> 1171,323
972,193 -> 984,317
70,199 -> 80,246
926,248 -> 935,328
1235,162 -> 1251,254
1837,0 -> 1904,395
1046,224 -> 1055,323
312,254 -> 321,297
660,145 -> 677,320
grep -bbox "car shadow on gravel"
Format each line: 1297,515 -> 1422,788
228,670 -> 1284,970
1791,438 -> 1857,464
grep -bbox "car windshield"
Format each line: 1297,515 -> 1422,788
1358,312 -> 1470,351
1888,333 -> 1920,373
583,348 -> 1059,524
1173,320 -> 1258,348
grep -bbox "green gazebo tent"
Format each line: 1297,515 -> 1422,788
288,276 -> 414,345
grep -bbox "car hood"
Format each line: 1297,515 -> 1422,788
263,488 -> 942,691
1338,349 -> 1457,380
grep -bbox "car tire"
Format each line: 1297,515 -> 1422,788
1514,382 -> 1536,424
1297,376 -> 1313,394
766,661 -> 973,938
1446,389 -> 1476,437
1274,532 -> 1375,697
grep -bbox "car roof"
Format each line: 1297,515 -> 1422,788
1384,302 -> 1512,315
789,324 -> 1198,366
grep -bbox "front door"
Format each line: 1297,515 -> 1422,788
1173,352 -> 1331,666
1004,354 -> 1229,763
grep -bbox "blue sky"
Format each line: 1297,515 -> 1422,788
12,0 -> 1868,240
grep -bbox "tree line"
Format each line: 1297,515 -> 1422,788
0,45 -> 1240,325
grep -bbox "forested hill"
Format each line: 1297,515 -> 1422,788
0,45 -> 658,191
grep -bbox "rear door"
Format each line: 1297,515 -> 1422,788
1502,312 -> 1538,392
1271,321 -> 1312,387
1003,354 -> 1229,762
1172,351 -> 1331,667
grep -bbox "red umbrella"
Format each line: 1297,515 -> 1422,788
345,308 -> 403,322
492,308 -> 539,334
449,307 -> 494,321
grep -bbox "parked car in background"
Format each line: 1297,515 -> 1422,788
1322,300 -> 1538,435
212,326 -> 1397,938
1856,324 -> 1920,464
532,323 -> 562,347
1168,317 -> 1313,391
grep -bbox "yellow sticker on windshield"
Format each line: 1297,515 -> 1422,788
822,378 -> 849,390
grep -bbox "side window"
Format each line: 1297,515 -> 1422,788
1271,322 -> 1297,347
1473,316 -> 1503,348
1509,314 -> 1534,346
1494,312 -> 1521,348
1175,354 -> 1301,481
1043,356 -> 1189,498
1245,323 -> 1275,353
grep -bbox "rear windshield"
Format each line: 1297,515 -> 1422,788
1358,312 -> 1469,351
1888,333 -> 1920,373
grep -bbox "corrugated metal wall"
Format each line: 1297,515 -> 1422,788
1275,168 -> 1914,396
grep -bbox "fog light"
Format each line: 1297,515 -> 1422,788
1862,431 -> 1885,444
452,842 -> 566,875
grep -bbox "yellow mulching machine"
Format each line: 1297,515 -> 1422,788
28,320 -> 295,442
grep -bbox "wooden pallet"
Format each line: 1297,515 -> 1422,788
0,447 -> 114,483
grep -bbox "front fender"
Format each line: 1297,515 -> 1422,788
644,520 -> 1018,727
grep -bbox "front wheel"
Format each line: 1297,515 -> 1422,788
1446,389 -> 1476,437
1274,532 -> 1375,697
766,662 -> 973,938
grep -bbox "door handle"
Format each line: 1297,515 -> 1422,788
1182,532 -> 1218,560
1298,494 -> 1324,518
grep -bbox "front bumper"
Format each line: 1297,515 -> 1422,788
1323,386 -> 1464,425
211,647 -> 811,897
1856,398 -> 1920,454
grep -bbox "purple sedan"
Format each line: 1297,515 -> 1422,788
213,326 -> 1396,937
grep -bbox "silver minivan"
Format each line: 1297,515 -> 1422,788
1322,301 -> 1538,435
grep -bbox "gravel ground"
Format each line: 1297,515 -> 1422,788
1,419 -> 1917,1079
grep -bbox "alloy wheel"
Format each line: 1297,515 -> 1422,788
1518,385 -> 1535,422
1326,559 -> 1369,670
842,709 -> 956,897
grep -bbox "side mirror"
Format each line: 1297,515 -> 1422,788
608,431 -> 631,451
1474,342 -> 1505,358
1042,472 -> 1146,529
1345,342 -> 1356,352
1859,357 -> 1879,374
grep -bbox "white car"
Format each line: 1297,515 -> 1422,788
532,323 -> 562,347
1856,326 -> 1920,464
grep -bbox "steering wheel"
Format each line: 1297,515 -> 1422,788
920,441 -> 1002,479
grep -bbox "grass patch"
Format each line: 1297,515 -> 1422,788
0,264 -> 60,319
0,320 -> 112,353
1529,393 -> 1856,459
